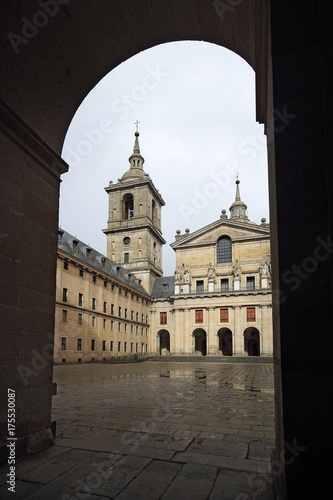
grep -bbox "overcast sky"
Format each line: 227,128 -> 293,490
59,41 -> 269,276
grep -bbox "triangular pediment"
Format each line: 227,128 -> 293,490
171,218 -> 269,249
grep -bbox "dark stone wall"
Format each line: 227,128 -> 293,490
0,104 -> 67,462
270,1 -> 333,497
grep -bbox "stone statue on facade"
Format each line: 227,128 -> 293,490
259,259 -> 269,277
232,260 -> 241,277
174,266 -> 182,283
207,263 -> 216,281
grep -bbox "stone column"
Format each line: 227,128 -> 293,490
207,307 -> 216,355
0,102 -> 68,462
233,306 -> 243,355
260,305 -> 272,355
183,308 -> 191,355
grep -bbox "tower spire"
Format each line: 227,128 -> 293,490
129,121 -> 145,170
229,178 -> 248,220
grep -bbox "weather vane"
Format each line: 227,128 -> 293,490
134,119 -> 140,133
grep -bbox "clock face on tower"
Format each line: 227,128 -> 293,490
122,237 -> 131,246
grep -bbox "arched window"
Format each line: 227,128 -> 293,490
217,236 -> 232,263
123,194 -> 134,220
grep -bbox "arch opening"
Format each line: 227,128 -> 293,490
217,328 -> 233,356
193,328 -> 207,356
158,329 -> 170,356
244,327 -> 260,357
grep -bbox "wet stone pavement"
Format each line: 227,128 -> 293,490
0,361 -> 275,499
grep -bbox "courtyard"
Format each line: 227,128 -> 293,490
0,361 -> 275,499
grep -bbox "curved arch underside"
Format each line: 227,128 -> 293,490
0,0 -> 270,153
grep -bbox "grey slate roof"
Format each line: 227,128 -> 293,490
151,276 -> 175,298
57,228 -> 148,295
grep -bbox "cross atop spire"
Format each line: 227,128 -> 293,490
134,119 -> 140,134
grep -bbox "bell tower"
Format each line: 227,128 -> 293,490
103,127 -> 166,294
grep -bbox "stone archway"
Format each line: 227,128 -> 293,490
2,2 -> 332,497
158,329 -> 170,356
193,328 -> 207,356
244,327 -> 260,357
217,328 -> 233,356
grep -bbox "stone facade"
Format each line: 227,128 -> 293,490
54,230 -> 151,364
55,134 -> 272,360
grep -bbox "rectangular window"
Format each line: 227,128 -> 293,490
125,308 -> 128,318
63,260 -> 68,270
104,280 -> 107,288
247,307 -> 256,322
136,312 -> 139,321
131,325 -> 134,334
111,320 -> 114,330
77,338 -> 82,351
136,343 -> 138,353
118,322 -> 121,332
103,301 -> 107,313
221,279 -> 229,292
103,319 -> 107,329
92,316 -> 96,327
118,306 -> 121,317
92,297 -> 96,310
196,280 -> 204,293
160,312 -> 167,325
79,269 -> 84,277
102,340 -> 106,351
124,252 -> 129,263
131,342 -> 133,353
62,288 -> 68,302
111,304 -> 114,315
62,309 -> 68,323
246,277 -> 255,290
110,341 -> 113,351
195,309 -> 203,323
78,313 -> 83,325
118,341 -> 121,352
61,337 -> 66,350
124,342 -> 127,352
131,311 -> 134,320
92,275 -> 97,283
78,293 -> 83,307
91,339 -> 95,351
220,308 -> 229,322
124,323 -> 127,333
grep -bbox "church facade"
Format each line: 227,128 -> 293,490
54,132 -> 272,362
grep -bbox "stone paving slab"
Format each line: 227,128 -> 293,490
209,469 -> 274,499
19,448 -> 94,484
55,437 -> 176,461
187,437 -> 248,459
162,463 -> 219,500
116,459 -> 182,500
172,451 -> 271,474
84,454 -> 152,498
